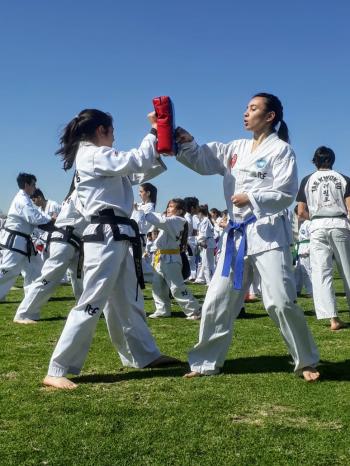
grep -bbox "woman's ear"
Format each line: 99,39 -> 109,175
266,111 -> 276,124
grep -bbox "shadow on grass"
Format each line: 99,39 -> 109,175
224,355 -> 292,375
223,356 -> 350,381
319,359 -> 350,381
303,310 -> 316,316
236,312 -> 266,320
71,365 -> 187,384
40,316 -> 67,322
1,300 -> 22,304
48,297 -> 75,302
145,312 -> 188,319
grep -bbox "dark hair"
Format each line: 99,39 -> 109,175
17,173 -> 37,189
210,208 -> 221,218
184,196 -> 199,213
167,198 -> 186,217
141,182 -> 157,205
56,109 -> 113,171
253,93 -> 290,143
312,146 -> 335,169
31,188 -> 45,200
198,204 -> 209,216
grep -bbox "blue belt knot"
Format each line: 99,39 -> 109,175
221,215 -> 257,290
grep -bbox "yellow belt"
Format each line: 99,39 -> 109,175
153,249 -> 180,268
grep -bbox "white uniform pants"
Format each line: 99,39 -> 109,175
0,250 -> 41,301
295,255 -> 313,295
187,238 -> 197,279
14,242 -> 83,321
188,243 -> 319,374
196,248 -> 215,284
152,261 -> 201,316
48,228 -> 161,376
310,228 -> 350,319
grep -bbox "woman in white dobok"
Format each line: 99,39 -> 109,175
175,92 -> 320,382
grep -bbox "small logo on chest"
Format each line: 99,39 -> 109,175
256,159 -> 267,169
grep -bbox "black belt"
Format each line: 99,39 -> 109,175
0,227 -> 35,260
85,209 -> 145,293
48,226 -> 84,279
140,233 -> 146,248
48,226 -> 81,251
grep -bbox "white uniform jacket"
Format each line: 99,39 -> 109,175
52,191 -> 87,240
177,133 -> 296,255
184,212 -> 194,237
197,217 -> 216,249
297,170 -> 350,233
0,190 -> 51,254
145,212 -> 186,265
74,134 -> 166,238
34,199 -> 62,244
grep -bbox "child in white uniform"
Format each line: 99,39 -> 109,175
175,92 -> 320,382
195,205 -> 216,285
184,197 -> 200,281
295,219 -> 313,297
131,182 -> 158,282
146,199 -> 201,320
43,109 -> 178,390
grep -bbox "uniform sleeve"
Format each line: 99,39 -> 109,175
247,146 -> 298,218
129,157 -> 167,185
135,203 -> 154,232
296,175 -> 310,203
92,134 -> 158,177
20,201 -> 52,226
144,212 -> 184,239
176,140 -> 229,176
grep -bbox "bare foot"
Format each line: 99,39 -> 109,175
302,367 -> 320,382
43,376 -> 78,390
330,319 -> 348,331
13,318 -> 38,324
145,355 -> 181,368
183,371 -> 203,379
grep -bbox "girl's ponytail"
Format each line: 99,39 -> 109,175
56,109 -> 113,171
277,120 -> 289,144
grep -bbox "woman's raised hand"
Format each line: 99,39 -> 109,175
147,111 -> 158,129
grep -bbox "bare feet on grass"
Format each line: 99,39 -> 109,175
302,367 -> 320,382
43,376 -> 77,390
330,318 -> 348,331
183,371 -> 203,379
13,319 -> 38,324
145,355 -> 181,368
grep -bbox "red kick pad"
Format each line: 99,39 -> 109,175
152,96 -> 176,155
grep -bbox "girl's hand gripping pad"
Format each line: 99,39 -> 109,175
152,96 -> 177,155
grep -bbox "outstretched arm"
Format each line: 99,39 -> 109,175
175,127 -> 228,176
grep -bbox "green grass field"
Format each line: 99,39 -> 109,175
1,276 -> 350,465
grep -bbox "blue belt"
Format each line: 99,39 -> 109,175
222,215 -> 257,290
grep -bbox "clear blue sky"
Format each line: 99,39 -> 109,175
0,0 -> 349,214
